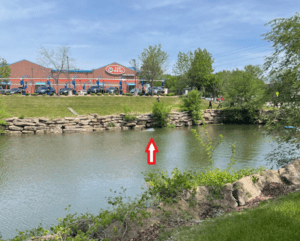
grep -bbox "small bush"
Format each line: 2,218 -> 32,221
50,93 -> 54,96
75,93 -> 78,96
126,93 -> 133,96
25,93 -> 30,96
122,93 -> 125,95
84,93 -> 87,95
145,93 -> 150,96
167,123 -> 175,128
91,93 -> 96,96
19,114 -> 25,119
110,93 -> 115,96
97,93 -> 102,96
107,122 -> 115,127
167,93 -> 175,96
31,93 -> 38,96
104,93 -> 109,96
180,90 -> 203,123
152,101 -> 171,127
123,104 -> 137,121
156,93 -> 160,96
5,93 -> 11,95
138,93 -> 143,96
115,92 -> 119,95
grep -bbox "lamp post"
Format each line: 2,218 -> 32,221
67,56 -> 70,88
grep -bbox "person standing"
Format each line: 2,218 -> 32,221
208,100 -> 212,109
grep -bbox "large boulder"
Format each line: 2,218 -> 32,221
8,125 -> 23,131
278,158 -> 300,185
13,121 -> 36,126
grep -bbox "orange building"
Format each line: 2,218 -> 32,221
5,60 -> 142,94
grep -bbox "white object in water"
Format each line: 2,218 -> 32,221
145,128 -> 155,131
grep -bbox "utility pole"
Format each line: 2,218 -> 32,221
135,61 -> 137,96
67,56 -> 70,88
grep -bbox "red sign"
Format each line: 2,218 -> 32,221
145,138 -> 159,165
105,65 -> 125,75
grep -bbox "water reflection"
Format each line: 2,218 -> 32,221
0,125 -> 275,239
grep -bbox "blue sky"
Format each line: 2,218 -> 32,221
1,0 -> 299,74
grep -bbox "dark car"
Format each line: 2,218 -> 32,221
129,88 -> 142,94
59,88 -> 76,95
105,87 -> 119,94
6,88 -> 22,94
0,86 -> 6,94
147,87 -> 163,95
35,86 -> 56,95
87,86 -> 104,94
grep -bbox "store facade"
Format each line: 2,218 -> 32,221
5,60 -> 142,94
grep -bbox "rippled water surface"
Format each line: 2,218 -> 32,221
0,125 -> 277,239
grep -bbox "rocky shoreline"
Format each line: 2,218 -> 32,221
0,109 -> 271,136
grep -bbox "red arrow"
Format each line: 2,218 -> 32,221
145,138 -> 159,165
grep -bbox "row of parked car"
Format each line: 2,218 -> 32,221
0,85 -> 166,95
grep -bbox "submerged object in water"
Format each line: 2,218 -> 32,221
285,126 -> 295,129
145,128 -> 155,131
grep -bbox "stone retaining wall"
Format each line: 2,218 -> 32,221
0,109 -> 272,136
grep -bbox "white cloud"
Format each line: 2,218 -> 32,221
0,0 -> 56,21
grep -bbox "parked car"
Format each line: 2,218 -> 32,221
105,87 -> 119,94
35,86 -> 56,95
78,90 -> 87,95
129,88 -> 142,94
6,88 -> 22,94
147,87 -> 164,95
59,87 -> 76,95
87,86 -> 104,94
0,86 -> 6,94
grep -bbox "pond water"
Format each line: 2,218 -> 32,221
0,125 -> 278,239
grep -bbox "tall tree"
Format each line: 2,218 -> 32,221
187,48 -> 214,92
0,58 -> 11,84
36,45 -> 76,92
138,44 -> 169,95
173,51 -> 194,94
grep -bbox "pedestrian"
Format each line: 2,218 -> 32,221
157,96 -> 160,102
208,100 -> 212,109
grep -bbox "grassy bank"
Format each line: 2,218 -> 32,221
0,95 -> 220,118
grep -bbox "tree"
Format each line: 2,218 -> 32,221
173,51 -> 194,94
0,58 -> 11,84
36,45 -> 76,92
187,48 -> 214,93
138,44 -> 169,95
214,70 -> 231,96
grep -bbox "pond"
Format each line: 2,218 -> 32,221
0,125 -> 277,239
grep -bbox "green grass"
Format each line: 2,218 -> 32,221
0,95 -> 183,118
159,189 -> 300,241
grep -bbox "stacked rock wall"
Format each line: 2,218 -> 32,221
1,109 -> 271,136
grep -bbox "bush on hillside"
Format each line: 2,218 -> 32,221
180,90 -> 203,123
167,93 -> 175,96
126,93 -> 133,96
152,101 -> 171,127
123,104 -> 137,121
222,105 -> 259,124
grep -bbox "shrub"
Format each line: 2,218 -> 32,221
64,92 -> 68,96
222,105 -> 259,124
42,94 -> 47,96
110,93 -> 115,96
122,93 -> 125,95
50,93 -> 54,96
19,114 -> 25,119
138,93 -> 143,96
167,93 -> 175,96
167,123 -> 175,128
107,122 -> 115,127
156,93 -> 160,96
126,93 -> 133,96
145,93 -> 150,96
5,93 -> 11,95
31,93 -> 38,96
84,93 -> 87,95
75,93 -> 78,96
115,92 -> 119,95
180,90 -> 203,123
97,93 -> 102,96
91,93 -> 96,96
123,104 -> 137,121
104,93 -> 109,96
152,101 -> 171,127
25,93 -> 30,96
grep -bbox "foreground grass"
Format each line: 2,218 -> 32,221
0,95 -> 222,119
159,189 -> 300,241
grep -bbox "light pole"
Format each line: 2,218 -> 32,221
67,56 -> 70,88
135,62 -> 137,96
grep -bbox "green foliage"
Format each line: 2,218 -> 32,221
107,122 -> 115,127
42,94 -> 47,96
5,92 -> 11,95
19,114 -> 25,119
151,101 -> 171,127
126,93 -> 133,96
167,93 -> 175,96
0,58 -> 11,81
222,106 -> 259,124
0,97 -> 10,134
31,93 -> 38,96
123,104 -> 136,121
91,93 -> 96,96
167,123 -> 175,128
64,92 -> 68,96
138,92 -> 143,96
138,44 -> 169,90
187,48 -> 214,91
75,93 -> 78,96
110,93 -> 115,96
180,90 -> 203,123
25,93 -> 30,96
97,93 -> 102,96
115,92 -> 119,95
122,93 -> 125,95
84,93 -> 87,95
50,93 -> 54,96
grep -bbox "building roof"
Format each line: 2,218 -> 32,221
51,69 -> 93,73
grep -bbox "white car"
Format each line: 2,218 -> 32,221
205,97 -> 213,101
